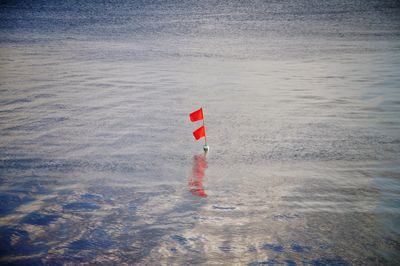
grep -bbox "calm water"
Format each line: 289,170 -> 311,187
1,0 -> 400,265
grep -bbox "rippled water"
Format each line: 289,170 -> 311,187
1,0 -> 400,265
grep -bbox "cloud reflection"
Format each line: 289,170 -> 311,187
188,154 -> 208,198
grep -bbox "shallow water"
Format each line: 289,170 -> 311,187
1,0 -> 400,265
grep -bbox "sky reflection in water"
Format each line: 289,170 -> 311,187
0,0 -> 399,265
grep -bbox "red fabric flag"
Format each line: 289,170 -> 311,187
190,108 -> 203,122
193,125 -> 206,140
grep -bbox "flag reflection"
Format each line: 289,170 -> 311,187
188,154 -> 208,198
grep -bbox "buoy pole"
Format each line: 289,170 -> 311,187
202,107 -> 209,152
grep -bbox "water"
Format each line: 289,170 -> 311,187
1,0 -> 400,264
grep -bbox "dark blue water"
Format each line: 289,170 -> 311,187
1,0 -> 400,264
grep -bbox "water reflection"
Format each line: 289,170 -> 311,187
188,153 -> 208,198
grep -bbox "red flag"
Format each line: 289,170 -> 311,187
193,125 -> 206,140
190,108 -> 203,122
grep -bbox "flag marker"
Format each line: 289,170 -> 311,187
189,107 -> 209,152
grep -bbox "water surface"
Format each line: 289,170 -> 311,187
1,0 -> 400,264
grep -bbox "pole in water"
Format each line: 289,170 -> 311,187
202,107 -> 209,152
190,107 -> 210,152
